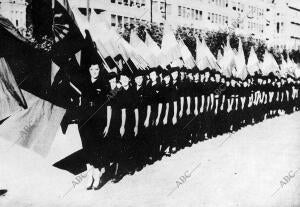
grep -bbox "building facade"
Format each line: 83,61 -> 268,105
70,0 -> 300,50
269,0 -> 300,50
0,0 -> 27,29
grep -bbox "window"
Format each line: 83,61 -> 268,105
117,15 -> 122,27
141,0 -> 145,6
111,14 -> 116,26
130,18 -> 135,28
187,8 -> 190,18
199,11 -> 202,20
153,1 -> 158,12
178,6 -> 182,16
183,7 -> 186,17
212,13 -> 214,23
160,2 -> 165,12
166,4 -> 171,15
111,0 -> 115,3
192,9 -> 195,19
124,16 -> 129,27
130,0 -> 134,6
196,10 -> 199,20
208,12 -> 211,20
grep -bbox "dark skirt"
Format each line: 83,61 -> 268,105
78,105 -> 106,166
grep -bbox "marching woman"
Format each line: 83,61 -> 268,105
159,69 -> 172,156
115,67 -> 139,179
144,67 -> 163,162
184,69 -> 194,143
78,64 -> 109,190
132,70 -> 149,169
91,70 -> 118,188
169,66 -> 180,152
190,67 -> 200,144
102,70 -> 122,182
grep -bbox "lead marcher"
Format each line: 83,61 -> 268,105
78,64 -> 109,190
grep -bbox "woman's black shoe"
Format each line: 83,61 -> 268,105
86,177 -> 94,190
0,189 -> 7,196
93,175 -> 110,190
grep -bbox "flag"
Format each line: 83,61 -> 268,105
0,15 -> 27,42
178,39 -> 195,69
295,64 -> 300,79
79,10 -> 148,72
0,57 -> 26,121
279,58 -> 288,78
161,24 -> 181,66
217,49 -> 223,63
0,58 -> 23,121
0,90 -> 66,157
202,39 -> 220,71
196,38 -> 211,70
219,40 -> 236,78
286,54 -> 296,77
261,51 -> 279,76
234,38 -> 248,80
145,32 -> 162,66
130,31 -> 157,67
0,14 -> 52,102
31,0 -> 85,78
247,47 -> 260,76
75,9 -> 125,70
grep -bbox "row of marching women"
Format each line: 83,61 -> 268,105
67,11 -> 300,190
75,60 -> 300,190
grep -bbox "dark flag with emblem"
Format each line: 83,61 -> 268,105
31,0 -> 85,83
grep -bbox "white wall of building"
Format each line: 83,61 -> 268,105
267,0 -> 300,50
69,0 -> 300,50
0,0 -> 27,29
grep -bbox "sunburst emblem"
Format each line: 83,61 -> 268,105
52,12 -> 70,43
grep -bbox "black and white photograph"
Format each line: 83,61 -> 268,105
0,0 -> 300,206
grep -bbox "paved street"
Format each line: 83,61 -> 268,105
1,112 -> 300,207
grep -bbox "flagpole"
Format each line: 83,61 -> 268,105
97,49 -> 112,73
87,0 -> 90,22
164,0 -> 167,20
177,36 -> 196,69
51,0 -> 55,35
97,40 -> 125,72
150,0 -> 153,23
